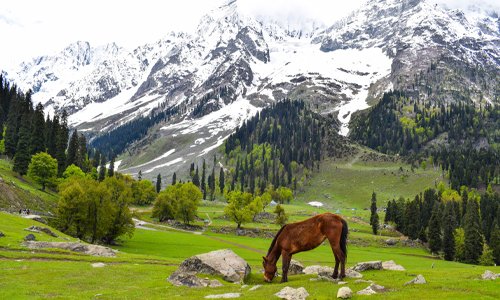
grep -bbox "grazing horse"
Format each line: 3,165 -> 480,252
262,213 -> 348,283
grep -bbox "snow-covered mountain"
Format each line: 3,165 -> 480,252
4,0 -> 499,179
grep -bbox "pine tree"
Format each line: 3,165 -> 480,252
489,220 -> 500,265
55,111 -> 69,176
193,166 -> 200,187
4,97 -> 20,157
428,202 -> 442,254
30,103 -> 46,155
463,199 -> 483,264
219,167 -> 225,194
12,114 -> 31,175
370,192 -> 379,235
98,156 -> 106,181
172,172 -> 177,185
66,130 -> 79,167
442,202 -> 456,261
201,159 -> 206,199
78,134 -> 87,170
108,156 -> 115,177
156,174 -> 162,193
138,170 -> 142,180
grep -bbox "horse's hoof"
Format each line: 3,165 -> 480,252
280,279 -> 288,283
332,274 -> 339,279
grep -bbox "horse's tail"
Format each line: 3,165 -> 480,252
340,218 -> 348,260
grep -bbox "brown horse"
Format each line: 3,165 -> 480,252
262,212 -> 348,283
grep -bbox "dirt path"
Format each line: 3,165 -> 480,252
346,151 -> 363,167
133,218 -> 203,235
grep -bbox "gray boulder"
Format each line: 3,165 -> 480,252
168,272 -> 223,288
382,260 -> 405,271
345,268 -> 363,278
289,259 -> 304,275
357,283 -> 386,295
173,249 -> 250,283
303,265 -> 334,275
385,239 -> 397,246
24,234 -> 36,241
352,261 -> 383,272
275,286 -> 309,300
23,241 -> 116,257
337,286 -> 352,299
404,274 -> 426,285
481,270 -> 499,280
25,225 -> 58,237
204,293 -> 240,298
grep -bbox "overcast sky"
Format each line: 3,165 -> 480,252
1,0 -> 498,70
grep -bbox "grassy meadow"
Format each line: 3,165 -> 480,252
1,157 -> 499,299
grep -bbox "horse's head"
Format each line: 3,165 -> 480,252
262,256 -> 277,283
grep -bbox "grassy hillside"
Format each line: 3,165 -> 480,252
0,159 -> 58,213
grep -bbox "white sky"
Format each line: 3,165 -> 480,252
1,0 -> 498,70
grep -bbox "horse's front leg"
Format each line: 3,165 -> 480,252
281,252 -> 291,283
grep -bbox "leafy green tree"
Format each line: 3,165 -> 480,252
427,202 -> 442,254
156,174 -> 162,193
274,204 -> 288,226
454,227 -> 466,262
370,192 -> 379,235
479,243 -> 495,266
224,191 -> 260,229
131,179 -> 156,205
275,187 -> 293,204
27,152 -> 58,191
176,182 -> 202,224
152,182 -> 202,224
463,199 -> 483,264
62,164 -> 86,179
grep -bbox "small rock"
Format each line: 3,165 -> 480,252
91,263 -> 106,268
204,293 -> 241,299
370,283 -> 386,292
0,231 -> 5,237
303,265 -> 335,275
240,285 -> 248,289
357,286 -> 376,295
345,268 -> 363,278
481,270 -> 499,280
404,274 -> 426,285
289,259 -> 304,275
25,225 -> 58,237
338,281 -> 348,285
249,285 -> 261,291
337,286 -> 352,299
275,286 -> 309,300
355,279 -> 373,284
382,260 -> 405,271
168,271 -> 223,288
24,234 -> 36,241
385,239 -> 397,246
317,275 -> 337,282
352,261 -> 382,272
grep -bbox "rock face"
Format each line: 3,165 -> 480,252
25,225 -> 58,237
168,272 -> 223,288
24,234 -> 36,241
22,241 -> 116,257
404,274 -> 426,285
382,260 -> 405,271
275,287 -> 309,300
171,249 -> 250,284
337,286 -> 352,299
288,259 -> 304,275
352,261 -> 383,272
481,270 -> 499,280
204,293 -> 241,299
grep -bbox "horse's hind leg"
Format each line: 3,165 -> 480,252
281,251 -> 291,283
328,238 -> 346,279
332,252 -> 340,279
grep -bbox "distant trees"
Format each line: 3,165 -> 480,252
224,191 -> 262,229
27,152 -> 58,191
131,180 -> 156,206
274,204 -> 288,226
152,182 -> 202,224
370,192 -> 379,235
156,174 -> 162,193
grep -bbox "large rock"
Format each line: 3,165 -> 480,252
337,287 -> 352,299
382,260 -> 405,271
168,272 -> 223,288
25,225 -> 58,237
173,249 -> 250,283
404,274 -> 426,285
24,234 -> 36,241
23,241 -> 116,257
352,261 -> 382,272
303,265 -> 334,275
275,287 -> 309,300
204,293 -> 240,298
289,259 -> 304,275
481,270 -> 499,280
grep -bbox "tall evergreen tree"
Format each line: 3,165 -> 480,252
172,172 -> 177,185
201,159 -> 206,199
12,114 -> 31,175
4,96 -> 20,157
463,199 -> 483,264
108,156 -> 115,177
30,103 -> 46,155
219,167 -> 225,194
490,220 -> 500,265
442,202 -> 456,261
55,111 -> 69,176
193,166 -> 200,187
370,192 -> 379,235
78,134 -> 88,170
98,156 -> 106,181
66,130 -> 80,167
156,173 -> 162,193
428,202 -> 442,254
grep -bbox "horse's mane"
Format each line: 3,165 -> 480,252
267,225 -> 287,256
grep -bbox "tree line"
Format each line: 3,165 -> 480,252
382,184 -> 500,265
